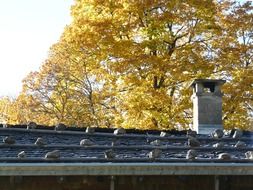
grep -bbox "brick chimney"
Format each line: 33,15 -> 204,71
190,79 -> 226,134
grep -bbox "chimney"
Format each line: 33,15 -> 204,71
190,79 -> 226,134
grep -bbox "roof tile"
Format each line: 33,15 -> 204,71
0,125 -> 252,163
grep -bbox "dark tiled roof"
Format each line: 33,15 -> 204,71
0,124 -> 253,163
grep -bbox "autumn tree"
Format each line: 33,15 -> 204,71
19,36 -> 114,126
212,1 -> 253,130
0,96 -> 28,124
65,0 -> 233,129
5,0 -> 252,130
0,97 -> 12,123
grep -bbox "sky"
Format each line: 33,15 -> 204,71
0,0 -> 73,97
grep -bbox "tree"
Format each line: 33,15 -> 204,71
0,97 -> 12,123
66,0 -> 235,129
0,96 -> 27,124
20,39 -> 99,126
211,1 -> 253,130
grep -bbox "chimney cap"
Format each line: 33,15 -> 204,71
189,79 -> 226,88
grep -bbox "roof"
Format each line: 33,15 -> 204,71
0,124 -> 253,176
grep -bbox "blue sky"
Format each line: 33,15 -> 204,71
0,0 -> 73,97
